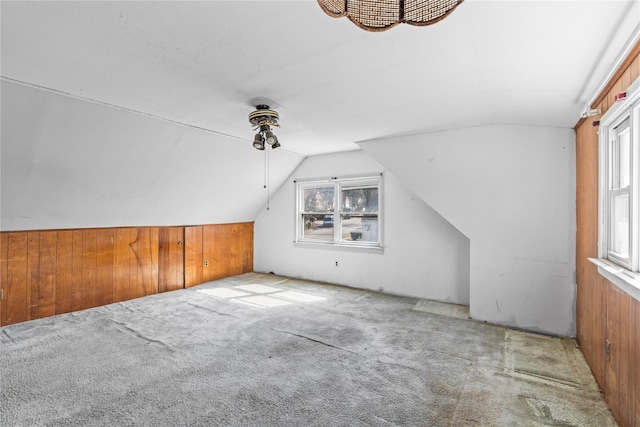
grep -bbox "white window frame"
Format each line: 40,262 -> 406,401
294,175 -> 383,251
591,76 -> 640,301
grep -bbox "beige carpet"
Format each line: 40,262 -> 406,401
0,273 -> 616,426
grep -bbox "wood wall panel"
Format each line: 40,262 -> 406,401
71,230 -> 84,312
142,228 -> 159,297
0,233 -> 8,324
56,231 -> 74,314
96,229 -> 115,307
27,232 -> 40,320
606,286 -> 632,427
158,227 -> 184,293
38,231 -> 57,318
128,228 -> 141,300
81,229 -> 97,310
5,233 -> 28,325
0,222 -> 253,326
114,228 -> 132,303
575,39 -> 640,427
184,226 -> 203,288
575,106 -> 608,391
202,223 -> 253,282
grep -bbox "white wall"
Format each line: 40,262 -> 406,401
1,81 -> 304,230
254,150 -> 470,304
359,124 -> 576,336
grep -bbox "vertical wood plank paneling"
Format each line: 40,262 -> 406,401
134,227 -> 159,297
244,223 -> 254,273
129,228 -> 141,299
96,229 -> 115,307
174,227 -> 184,290
184,226 -> 203,288
576,40 -> 640,427
202,225 -> 213,282
147,227 -> 159,296
573,89 -> 595,412
114,228 -> 131,303
0,222 -> 253,324
202,223 -> 254,282
38,231 -> 57,318
56,231 -> 74,315
158,227 -> 184,293
228,224 -> 241,276
70,230 -> 83,312
26,232 -> 40,320
158,228 -> 170,293
5,233 -> 28,325
621,66 -> 632,92
609,76 -> 624,111
606,285 -> 632,427
209,224 -> 229,281
0,233 -> 8,324
139,228 -> 152,297
82,229 -> 97,310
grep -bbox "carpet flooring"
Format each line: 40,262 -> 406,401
0,273 -> 616,426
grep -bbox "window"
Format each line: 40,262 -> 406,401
608,117 -> 632,264
296,175 -> 382,248
594,76 -> 640,294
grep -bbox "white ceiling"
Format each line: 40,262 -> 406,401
2,0 -> 639,156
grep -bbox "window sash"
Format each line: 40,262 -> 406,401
611,118 -> 631,190
296,177 -> 381,247
608,188 -> 630,265
599,77 -> 640,273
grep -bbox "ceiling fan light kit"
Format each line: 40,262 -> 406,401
317,0 -> 464,32
249,105 -> 280,150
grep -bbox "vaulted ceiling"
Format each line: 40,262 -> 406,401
2,0 -> 638,156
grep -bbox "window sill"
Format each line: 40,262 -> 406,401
588,258 -> 640,302
294,241 -> 384,254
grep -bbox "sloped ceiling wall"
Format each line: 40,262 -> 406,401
359,125 -> 576,336
0,81 -> 305,231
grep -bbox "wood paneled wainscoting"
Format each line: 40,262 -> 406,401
0,223 -> 253,326
575,41 -> 640,426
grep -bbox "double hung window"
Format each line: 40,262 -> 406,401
596,76 -> 640,287
296,176 -> 382,248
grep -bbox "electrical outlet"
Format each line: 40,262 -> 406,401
204,260 -> 209,267
335,260 -> 339,267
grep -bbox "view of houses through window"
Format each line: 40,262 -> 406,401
297,176 -> 381,247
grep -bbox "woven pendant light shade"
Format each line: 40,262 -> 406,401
317,0 -> 464,32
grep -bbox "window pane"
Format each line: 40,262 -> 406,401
612,120 -> 631,189
610,193 -> 629,259
340,215 -> 378,242
342,187 -> 378,213
303,187 -> 334,212
301,214 -> 334,241
618,128 -> 630,188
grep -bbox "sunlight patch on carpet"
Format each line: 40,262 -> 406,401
234,284 -> 281,294
197,281 -> 327,309
197,288 -> 250,298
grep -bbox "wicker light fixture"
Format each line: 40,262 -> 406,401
317,0 -> 464,32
